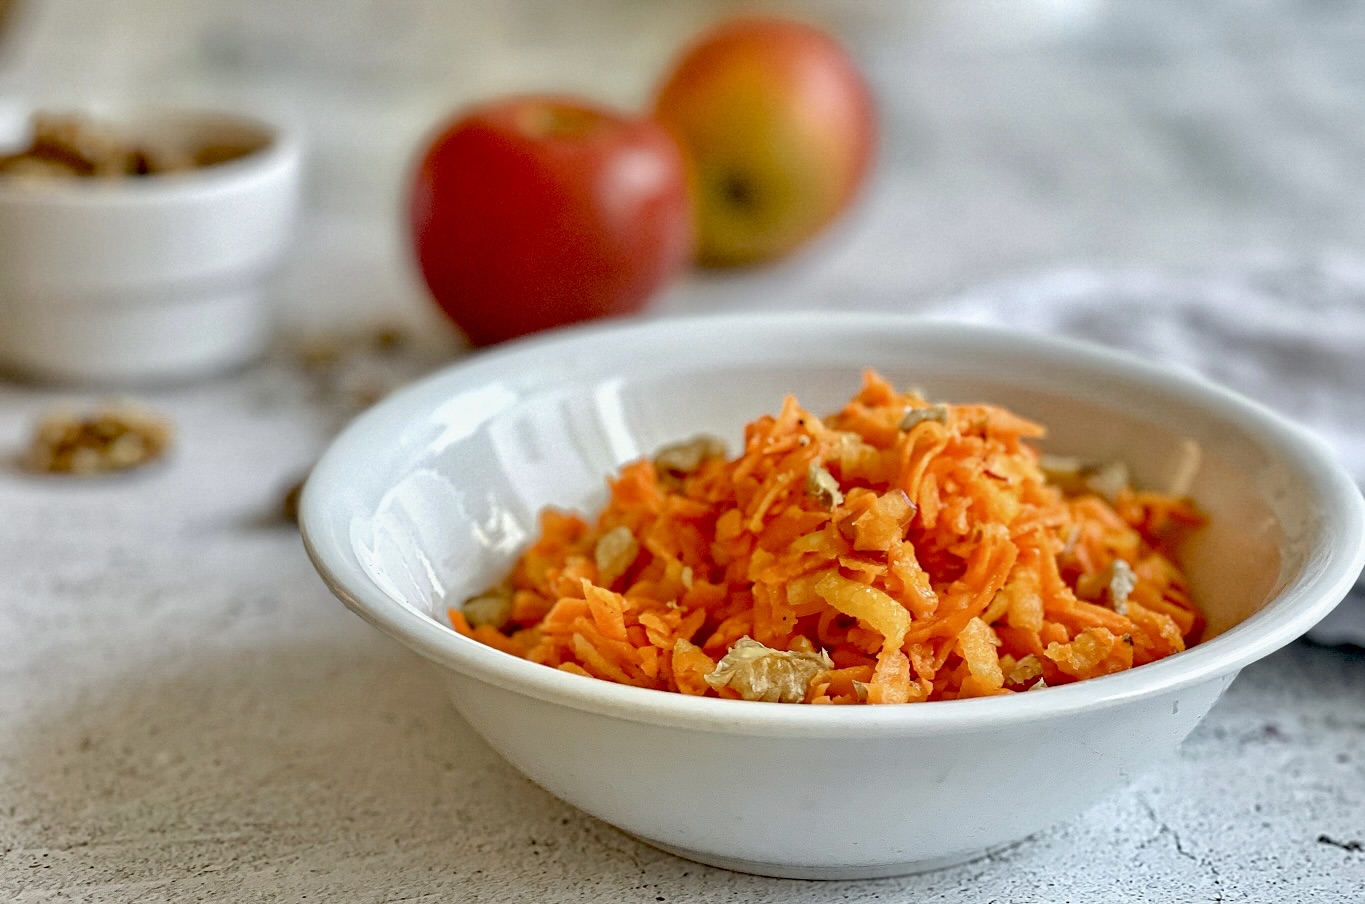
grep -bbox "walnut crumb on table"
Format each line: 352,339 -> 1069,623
21,402 -> 173,476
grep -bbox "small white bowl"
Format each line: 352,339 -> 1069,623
0,109 -> 301,383
300,314 -> 1365,880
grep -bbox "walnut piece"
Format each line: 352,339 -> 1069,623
1084,460 -> 1130,502
462,587 -> 513,629
1039,454 -> 1130,502
899,404 -> 949,431
806,462 -> 844,509
1106,559 -> 1138,615
704,636 -> 833,703
1006,654 -> 1044,686
0,112 -> 252,182
654,435 -> 727,479
22,403 -> 173,476
594,525 -> 639,587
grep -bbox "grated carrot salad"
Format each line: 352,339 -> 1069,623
451,371 -> 1205,704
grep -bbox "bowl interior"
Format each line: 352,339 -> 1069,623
338,323 -> 1327,652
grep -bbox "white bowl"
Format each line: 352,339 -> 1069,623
300,314 -> 1365,880
0,109 -> 301,383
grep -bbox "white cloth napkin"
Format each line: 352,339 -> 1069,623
925,259 -> 1365,647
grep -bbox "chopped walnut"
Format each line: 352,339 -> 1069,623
704,636 -> 834,703
0,155 -> 82,180
654,435 -> 727,479
1039,454 -> 1093,496
899,404 -> 949,431
25,113 -> 134,178
806,462 -> 844,509
1039,454 -> 1082,478
0,112 -> 251,182
22,403 -> 173,476
462,587 -> 514,629
192,141 -> 252,168
1006,654 -> 1044,686
594,525 -> 639,587
1085,460 -> 1130,502
1106,559 -> 1138,615
1039,454 -> 1130,502
132,141 -> 195,176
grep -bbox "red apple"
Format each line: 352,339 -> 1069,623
654,17 -> 877,267
408,96 -> 692,346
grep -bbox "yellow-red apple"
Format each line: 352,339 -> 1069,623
653,17 -> 877,267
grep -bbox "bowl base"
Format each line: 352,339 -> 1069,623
633,835 -> 1022,881
0,285 -> 270,385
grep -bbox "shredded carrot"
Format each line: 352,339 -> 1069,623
451,371 -> 1206,703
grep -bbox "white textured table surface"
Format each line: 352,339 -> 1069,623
3,1 -> 1365,901
2,358 -> 1363,903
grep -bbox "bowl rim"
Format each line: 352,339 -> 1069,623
0,107 -> 302,205
300,312 -> 1365,738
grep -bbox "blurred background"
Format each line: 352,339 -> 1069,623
6,0 -> 1365,329
3,4 -> 1365,899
